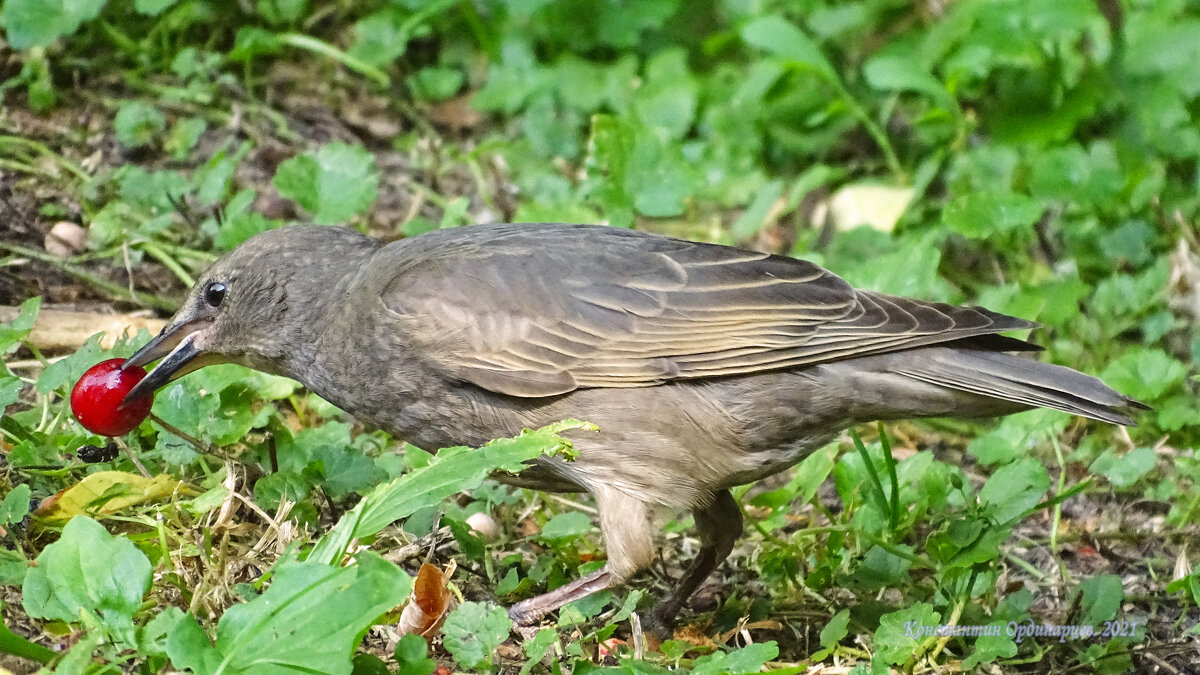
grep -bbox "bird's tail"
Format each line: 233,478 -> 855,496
888,349 -> 1149,426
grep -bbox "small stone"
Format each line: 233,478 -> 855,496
45,221 -> 87,257
465,511 -> 499,540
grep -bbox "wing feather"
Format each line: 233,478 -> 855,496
378,224 -> 1035,397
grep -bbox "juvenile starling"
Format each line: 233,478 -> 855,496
123,224 -> 1143,627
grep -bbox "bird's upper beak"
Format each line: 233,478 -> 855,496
120,318 -> 213,405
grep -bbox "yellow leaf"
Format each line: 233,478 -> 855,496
36,471 -> 193,521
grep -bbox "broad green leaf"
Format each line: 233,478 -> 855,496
1075,574 -> 1124,626
979,457 -> 1049,525
538,511 -> 592,540
961,625 -> 1018,668
394,633 -> 437,675
441,601 -> 511,669
874,603 -> 939,664
167,553 -> 410,675
819,609 -> 850,649
1089,447 -> 1157,488
943,190 -> 1042,239
863,53 -> 956,112
165,117 -> 207,160
731,179 -> 784,240
741,16 -> 834,80
633,47 -> 698,140
134,0 -> 176,15
350,7 -> 412,66
0,296 -> 40,355
0,375 -> 24,418
214,210 -> 282,250
1101,348 -> 1187,401
0,484 -> 31,525
691,642 -> 780,675
273,142 -> 379,224
0,0 -> 106,49
113,101 -> 166,148
22,516 -> 151,645
36,333 -> 102,395
308,420 -> 592,565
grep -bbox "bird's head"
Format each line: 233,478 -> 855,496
121,226 -> 376,404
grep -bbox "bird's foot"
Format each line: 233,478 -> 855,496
639,602 -> 679,641
508,599 -> 551,630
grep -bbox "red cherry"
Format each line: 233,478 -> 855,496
70,358 -> 153,436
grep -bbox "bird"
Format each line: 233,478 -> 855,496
121,223 -> 1144,628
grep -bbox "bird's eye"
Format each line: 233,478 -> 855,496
204,281 -> 227,308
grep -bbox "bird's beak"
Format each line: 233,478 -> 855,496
120,319 -> 211,405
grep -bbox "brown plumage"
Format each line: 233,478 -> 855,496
124,223 -> 1145,627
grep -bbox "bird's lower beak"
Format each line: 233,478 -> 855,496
120,321 -> 207,405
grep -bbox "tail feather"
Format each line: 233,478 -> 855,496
890,350 -> 1147,426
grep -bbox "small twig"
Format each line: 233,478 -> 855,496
115,437 -> 152,478
0,240 -> 177,311
629,612 -> 645,659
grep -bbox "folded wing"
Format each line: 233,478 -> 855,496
381,225 -> 1036,397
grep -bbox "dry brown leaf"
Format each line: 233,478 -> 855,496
396,561 -> 456,639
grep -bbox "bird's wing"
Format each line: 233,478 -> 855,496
380,225 -> 1036,397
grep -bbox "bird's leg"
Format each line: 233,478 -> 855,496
648,489 -> 743,629
508,486 -> 654,627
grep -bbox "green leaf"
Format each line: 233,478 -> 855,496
820,609 -> 850,649
134,0 -> 176,15
979,457 -> 1049,525
36,333 -> 102,395
350,7 -> 413,66
308,420 -> 592,565
863,53 -> 956,113
441,601 -> 511,669
539,511 -> 592,540
633,47 -> 698,140
164,117 -> 207,160
167,553 -> 410,675
1075,574 -> 1124,625
1089,447 -> 1156,488
22,516 -> 151,645
273,142 -> 379,224
583,115 -> 693,225
0,375 -> 23,419
0,0 -> 106,49
741,16 -> 835,80
731,179 -> 784,240
1156,395 -> 1200,431
691,642 -> 779,675
113,101 -> 167,148
942,190 -> 1043,239
1100,348 -> 1187,401
228,26 -> 281,61
0,484 -> 31,526
960,624 -> 1018,668
408,66 -> 464,102
214,210 -> 283,251
394,633 -> 437,675
0,296 -> 40,356
874,603 -> 939,664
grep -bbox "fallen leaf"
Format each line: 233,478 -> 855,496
813,183 -> 915,232
36,471 -> 193,521
397,561 -> 456,638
